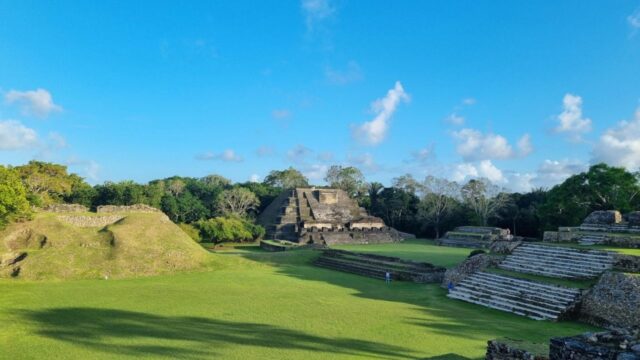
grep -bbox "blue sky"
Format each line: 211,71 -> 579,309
1,1 -> 640,191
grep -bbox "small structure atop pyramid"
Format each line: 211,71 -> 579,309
257,188 -> 409,245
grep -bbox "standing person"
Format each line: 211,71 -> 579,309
385,272 -> 391,284
447,281 -> 455,292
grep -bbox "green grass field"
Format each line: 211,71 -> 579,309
333,239 -> 473,268
0,240 -> 597,360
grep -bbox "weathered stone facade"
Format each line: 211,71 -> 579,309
583,210 -> 623,225
43,204 -> 89,213
97,204 -> 162,213
59,215 -> 125,228
614,254 -> 640,273
549,328 -> 640,360
439,226 -> 513,248
258,188 -> 407,245
485,340 -> 548,360
580,272 -> 640,328
441,253 -> 503,288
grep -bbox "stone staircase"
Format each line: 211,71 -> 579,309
447,272 -> 582,321
438,226 -> 506,249
498,243 -> 614,279
578,233 -> 607,246
313,249 -> 445,283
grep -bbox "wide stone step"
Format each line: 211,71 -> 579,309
473,272 -> 580,297
324,252 -> 436,273
456,281 -> 571,311
498,259 -> 602,275
450,285 -> 565,315
511,248 -> 614,264
513,248 -> 614,262
460,276 -> 578,303
517,244 -> 614,259
439,239 -> 489,248
497,263 -> 598,279
316,257 -> 432,280
502,255 -> 611,272
447,292 -> 553,321
314,259 -> 386,280
447,272 -> 580,320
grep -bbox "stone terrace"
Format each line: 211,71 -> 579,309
498,243 -> 615,279
313,249 -> 445,283
447,271 -> 581,321
438,226 -> 510,249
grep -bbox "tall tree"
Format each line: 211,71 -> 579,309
14,161 -> 80,206
324,165 -> 366,198
216,187 -> 260,217
418,176 -> 459,238
0,166 -> 32,227
539,163 -> 640,229
263,167 -> 309,189
392,174 -> 424,197
461,178 -> 510,226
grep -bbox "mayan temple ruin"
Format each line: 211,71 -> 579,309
257,188 -> 409,245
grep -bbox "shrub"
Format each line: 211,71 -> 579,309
0,166 -> 32,228
178,223 -> 201,242
196,216 -> 265,244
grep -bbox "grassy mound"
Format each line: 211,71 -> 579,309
0,211 -> 210,280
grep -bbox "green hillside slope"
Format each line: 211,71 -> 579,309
0,211 -> 210,280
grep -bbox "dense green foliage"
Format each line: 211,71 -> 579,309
196,216 -> 265,243
538,164 -> 640,229
0,166 -> 32,228
2,160 -> 639,240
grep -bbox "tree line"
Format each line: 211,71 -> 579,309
1,161 -> 639,242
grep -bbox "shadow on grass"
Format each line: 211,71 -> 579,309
240,250 -> 594,351
17,307 -> 416,359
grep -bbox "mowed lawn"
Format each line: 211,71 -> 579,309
333,239 -> 473,268
0,243 -> 596,360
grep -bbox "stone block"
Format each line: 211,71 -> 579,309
583,210 -> 622,225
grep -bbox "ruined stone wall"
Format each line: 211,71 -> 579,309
485,340 -> 547,360
441,253 -> 503,288
59,215 -> 125,228
583,210 -> 622,225
549,328 -> 640,360
580,272 -> 640,328
614,255 -> 640,273
42,204 -> 89,213
97,204 -> 161,213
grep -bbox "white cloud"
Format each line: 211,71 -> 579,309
302,0 -> 335,31
256,145 -> 275,157
592,107 -> 640,170
446,113 -> 465,126
452,160 -> 505,184
533,159 -> 586,187
196,149 -> 243,162
66,157 -> 101,182
272,109 -> 292,120
0,120 -> 39,150
249,174 -> 260,183
554,93 -> 592,140
410,145 -> 434,163
325,61 -> 363,85
462,98 -> 476,105
48,132 -> 67,149
347,153 -> 378,172
629,8 -> 640,30
452,128 -> 515,161
317,151 -> 334,162
287,144 -> 313,164
353,81 -> 409,146
303,164 -> 328,181
5,88 -> 62,118
517,134 -> 533,156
